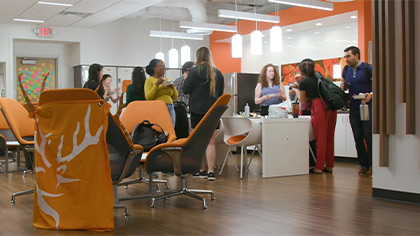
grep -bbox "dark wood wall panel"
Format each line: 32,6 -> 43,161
372,0 -> 380,134
385,0 -> 396,135
399,0 -> 406,103
405,0 -> 416,134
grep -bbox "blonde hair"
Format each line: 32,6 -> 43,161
196,46 -> 216,97
257,64 -> 280,87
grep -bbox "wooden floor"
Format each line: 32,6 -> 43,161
1,156 -> 420,235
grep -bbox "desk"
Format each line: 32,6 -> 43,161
261,118 -> 309,178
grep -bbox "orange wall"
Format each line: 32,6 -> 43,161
210,0 -> 372,73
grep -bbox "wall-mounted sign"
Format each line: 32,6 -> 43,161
34,27 -> 55,38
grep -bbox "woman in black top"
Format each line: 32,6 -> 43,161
183,46 -> 224,181
298,58 -> 337,174
83,63 -> 105,99
125,67 -> 146,105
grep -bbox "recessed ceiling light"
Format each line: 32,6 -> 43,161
13,18 -> 44,23
345,26 -> 351,29
350,15 -> 357,19
37,1 -> 73,7
314,32 -> 320,34
316,23 -> 323,26
287,36 -> 292,39
286,29 -> 293,32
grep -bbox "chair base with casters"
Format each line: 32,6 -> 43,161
118,165 -> 169,191
10,146 -> 35,204
11,189 -> 34,204
113,185 -> 129,217
149,147 -> 215,209
150,174 -> 215,209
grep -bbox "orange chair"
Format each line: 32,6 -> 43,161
0,112 -> 21,173
145,94 -> 231,209
118,100 -> 176,200
37,88 -> 143,218
0,98 -> 35,203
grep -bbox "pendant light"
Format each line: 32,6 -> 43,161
270,4 -> 282,52
155,16 -> 165,61
232,34 -> 242,58
250,6 -> 262,55
231,0 -> 242,58
181,45 -> 190,65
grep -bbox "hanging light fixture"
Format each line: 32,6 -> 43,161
181,45 -> 191,65
250,6 -> 262,55
270,4 -> 282,52
231,0 -> 242,58
156,51 -> 165,61
169,48 -> 179,68
232,34 -> 242,58
250,30 -> 262,55
155,16 -> 165,61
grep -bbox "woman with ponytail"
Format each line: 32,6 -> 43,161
298,58 -> 337,174
183,46 -> 224,181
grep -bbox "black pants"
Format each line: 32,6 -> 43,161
349,106 -> 372,168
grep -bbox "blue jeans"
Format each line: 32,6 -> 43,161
167,104 -> 176,127
349,106 -> 372,168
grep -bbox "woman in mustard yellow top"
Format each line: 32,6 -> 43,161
144,59 -> 178,126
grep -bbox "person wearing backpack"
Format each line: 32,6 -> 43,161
298,58 -> 337,174
341,46 -> 373,175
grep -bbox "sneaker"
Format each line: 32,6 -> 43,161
207,172 -> 216,181
192,170 -> 207,179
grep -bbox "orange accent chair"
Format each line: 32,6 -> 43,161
0,98 -> 35,203
37,88 -> 143,219
145,94 -> 231,209
0,111 -> 21,173
117,100 -> 176,201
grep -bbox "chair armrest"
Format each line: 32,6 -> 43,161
161,147 -> 183,176
113,149 -> 143,185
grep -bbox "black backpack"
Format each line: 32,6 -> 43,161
132,120 -> 167,151
316,72 -> 347,111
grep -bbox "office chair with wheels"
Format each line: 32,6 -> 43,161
145,94 -> 231,209
117,100 -> 176,200
0,98 -> 35,203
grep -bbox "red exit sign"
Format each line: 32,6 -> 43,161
35,27 -> 54,38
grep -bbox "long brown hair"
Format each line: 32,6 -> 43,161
196,46 -> 216,97
257,63 -> 280,87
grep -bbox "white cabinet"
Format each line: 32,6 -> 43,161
334,113 -> 357,158
262,118 -> 309,178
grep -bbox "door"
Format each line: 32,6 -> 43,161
16,57 -> 56,105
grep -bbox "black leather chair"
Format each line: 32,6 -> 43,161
145,94 -> 231,209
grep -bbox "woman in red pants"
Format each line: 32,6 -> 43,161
298,58 -> 337,174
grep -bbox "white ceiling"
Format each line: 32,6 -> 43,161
0,0 -> 356,34
0,0 -> 293,28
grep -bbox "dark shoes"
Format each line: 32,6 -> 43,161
323,168 -> 333,173
192,170 -> 208,179
207,172 -> 216,181
358,167 -> 370,175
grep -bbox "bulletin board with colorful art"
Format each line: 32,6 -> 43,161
280,57 -> 346,85
16,58 -> 56,105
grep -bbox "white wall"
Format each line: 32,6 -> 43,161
372,1 -> 420,194
0,18 -> 209,98
241,22 -> 358,73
